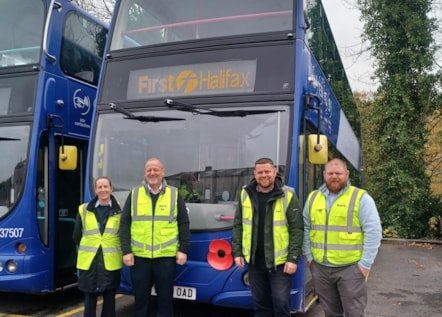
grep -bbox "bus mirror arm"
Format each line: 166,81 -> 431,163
304,94 -> 322,151
47,114 -> 78,170
46,114 -> 66,157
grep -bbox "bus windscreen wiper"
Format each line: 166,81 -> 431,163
0,137 -> 20,141
165,99 -> 285,117
109,103 -> 185,122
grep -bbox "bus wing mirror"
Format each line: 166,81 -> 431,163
59,145 -> 78,170
308,134 -> 328,164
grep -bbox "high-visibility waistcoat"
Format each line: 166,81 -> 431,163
76,204 -> 122,271
240,186 -> 293,266
130,186 -> 179,258
307,186 -> 366,265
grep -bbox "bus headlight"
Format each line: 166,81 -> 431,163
242,271 -> 250,286
0,261 -> 3,272
6,260 -> 18,273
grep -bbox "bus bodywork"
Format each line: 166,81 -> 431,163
86,0 -> 362,313
0,0 -> 107,293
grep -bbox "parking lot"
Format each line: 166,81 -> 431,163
0,240 -> 440,316
361,240 -> 442,317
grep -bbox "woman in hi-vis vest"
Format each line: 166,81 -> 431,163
73,177 -> 122,317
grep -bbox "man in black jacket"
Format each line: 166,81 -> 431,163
119,158 -> 190,317
232,157 -> 303,317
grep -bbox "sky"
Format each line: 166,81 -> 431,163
321,0 -> 377,92
321,1 -> 442,93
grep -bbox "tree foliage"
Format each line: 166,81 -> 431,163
425,110 -> 442,197
357,0 -> 442,238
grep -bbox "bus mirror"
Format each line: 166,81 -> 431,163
308,134 -> 328,164
59,146 -> 78,170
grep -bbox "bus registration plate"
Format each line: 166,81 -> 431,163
173,286 -> 196,300
152,285 -> 196,300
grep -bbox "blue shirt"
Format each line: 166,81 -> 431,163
302,183 -> 382,269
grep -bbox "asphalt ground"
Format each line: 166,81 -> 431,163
84,240 -> 442,317
359,239 -> 442,317
305,239 -> 442,317
0,239 -> 439,317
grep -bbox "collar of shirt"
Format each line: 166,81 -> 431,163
319,182 -> 351,195
319,182 -> 350,211
148,183 -> 163,195
95,200 -> 112,208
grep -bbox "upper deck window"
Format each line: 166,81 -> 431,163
0,0 -> 44,67
111,0 -> 293,50
61,13 -> 107,85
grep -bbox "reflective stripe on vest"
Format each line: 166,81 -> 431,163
130,186 -> 179,258
76,204 -> 122,271
240,186 -> 293,266
308,186 -> 365,265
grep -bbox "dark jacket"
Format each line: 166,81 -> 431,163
72,195 -> 122,293
232,175 -> 304,269
119,180 -> 191,256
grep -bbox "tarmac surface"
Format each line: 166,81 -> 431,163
354,240 -> 442,317
116,240 -> 442,317
0,239 -> 436,317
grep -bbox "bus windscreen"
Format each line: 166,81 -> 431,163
111,0 -> 293,50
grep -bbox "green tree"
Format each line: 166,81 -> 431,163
354,92 -> 375,187
357,0 -> 442,238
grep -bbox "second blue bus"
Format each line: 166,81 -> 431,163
0,0 -> 107,293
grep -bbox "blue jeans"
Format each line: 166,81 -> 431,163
248,264 -> 292,317
130,256 -> 176,317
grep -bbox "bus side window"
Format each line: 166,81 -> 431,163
60,12 -> 107,86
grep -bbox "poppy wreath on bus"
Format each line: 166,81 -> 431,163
207,239 -> 233,270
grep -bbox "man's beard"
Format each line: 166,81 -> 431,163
327,181 -> 345,194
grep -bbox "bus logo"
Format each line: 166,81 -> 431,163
176,70 -> 199,93
127,60 -> 257,100
73,89 -> 91,116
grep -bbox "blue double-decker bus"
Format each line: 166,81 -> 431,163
0,0 -> 107,293
85,0 -> 363,313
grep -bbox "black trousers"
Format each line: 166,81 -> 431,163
83,288 -> 117,317
130,256 -> 176,317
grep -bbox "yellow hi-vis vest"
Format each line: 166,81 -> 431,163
130,186 -> 179,258
76,204 -> 122,271
307,186 -> 366,265
240,186 -> 294,266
